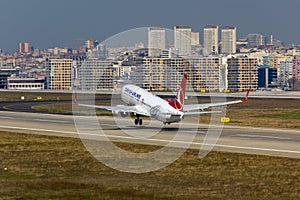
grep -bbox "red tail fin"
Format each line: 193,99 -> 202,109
169,74 -> 187,111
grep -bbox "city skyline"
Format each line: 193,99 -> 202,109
0,26 -> 286,53
1,0 -> 300,51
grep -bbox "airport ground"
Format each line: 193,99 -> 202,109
0,91 -> 300,199
1,89 -> 300,129
1,131 -> 300,200
31,94 -> 300,129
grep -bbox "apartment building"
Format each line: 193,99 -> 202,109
227,57 -> 258,92
46,59 -> 74,90
78,59 -> 114,90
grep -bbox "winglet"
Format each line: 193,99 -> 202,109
241,86 -> 251,103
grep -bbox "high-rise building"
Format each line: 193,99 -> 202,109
221,26 -> 236,54
268,54 -> 293,85
227,57 -> 258,92
46,59 -> 74,90
279,59 -> 293,88
174,26 -> 192,57
203,25 -> 219,56
19,42 -> 31,54
246,34 -> 266,47
148,27 -> 166,57
191,32 -> 200,46
88,44 -> 107,59
293,56 -> 300,81
86,39 -> 99,51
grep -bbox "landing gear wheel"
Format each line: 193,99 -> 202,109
139,119 -> 143,126
134,119 -> 139,125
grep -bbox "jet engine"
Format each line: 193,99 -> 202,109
112,110 -> 128,118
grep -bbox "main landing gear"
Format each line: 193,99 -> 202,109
134,115 -> 143,126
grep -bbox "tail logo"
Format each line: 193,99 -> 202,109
176,86 -> 184,107
169,74 -> 187,112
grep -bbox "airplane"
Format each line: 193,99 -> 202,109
76,74 -> 250,125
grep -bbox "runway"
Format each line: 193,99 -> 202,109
1,111 -> 300,158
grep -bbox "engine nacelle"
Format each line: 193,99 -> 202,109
112,110 -> 128,118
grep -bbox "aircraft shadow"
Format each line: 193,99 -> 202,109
105,126 -> 208,133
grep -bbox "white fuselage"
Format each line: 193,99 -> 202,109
121,85 -> 183,123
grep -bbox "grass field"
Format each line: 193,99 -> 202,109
1,131 -> 300,199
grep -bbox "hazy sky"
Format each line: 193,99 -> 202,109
1,0 -> 300,51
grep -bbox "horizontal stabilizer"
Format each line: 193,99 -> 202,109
184,110 -> 222,116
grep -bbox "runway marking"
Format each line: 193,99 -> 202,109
224,125 -> 300,134
234,134 -> 292,140
1,125 -> 300,156
0,116 -> 15,119
33,119 -> 69,123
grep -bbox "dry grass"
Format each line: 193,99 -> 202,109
226,98 -> 300,129
1,131 -> 300,199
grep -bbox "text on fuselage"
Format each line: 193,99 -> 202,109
124,87 -> 141,100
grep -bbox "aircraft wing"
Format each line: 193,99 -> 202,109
183,87 -> 251,112
78,103 -> 151,117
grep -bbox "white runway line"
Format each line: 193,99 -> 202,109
33,119 -> 69,123
224,124 -> 300,134
0,116 -> 15,119
1,125 -> 300,156
234,134 -> 292,140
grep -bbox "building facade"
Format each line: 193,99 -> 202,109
279,59 -> 293,88
188,57 -> 221,91
203,25 -> 219,56
293,56 -> 300,81
78,59 -> 114,90
0,73 -> 11,89
46,59 -> 74,90
267,54 -> 293,85
174,26 -> 192,57
7,78 -> 45,90
227,57 -> 258,92
134,57 -> 221,92
221,26 -> 237,54
257,66 -> 277,89
19,42 -> 31,54
148,27 -> 166,57
191,32 -> 200,46
246,33 -> 266,47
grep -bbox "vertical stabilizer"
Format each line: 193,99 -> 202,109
169,74 -> 187,111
